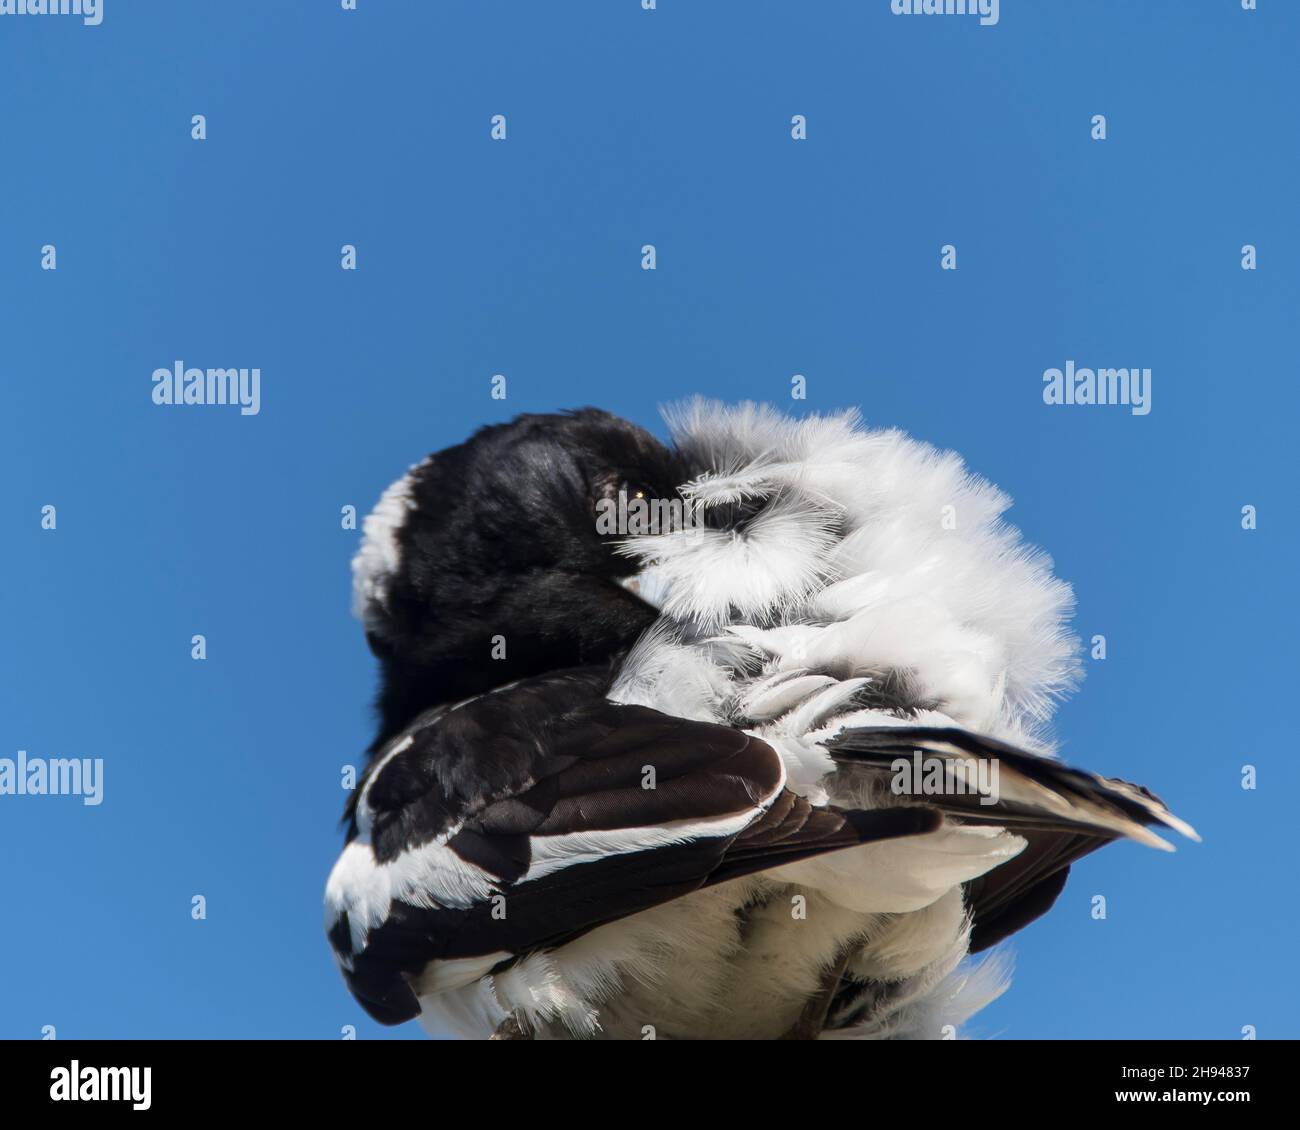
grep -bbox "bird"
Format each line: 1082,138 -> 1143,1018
324,402 -> 1196,1040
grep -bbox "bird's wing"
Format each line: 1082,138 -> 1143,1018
325,668 -> 939,1025
822,724 -> 1198,950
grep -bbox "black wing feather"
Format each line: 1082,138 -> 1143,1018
329,668 -> 938,1024
824,724 -> 1193,952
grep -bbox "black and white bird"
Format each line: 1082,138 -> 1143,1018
325,402 -> 1196,1039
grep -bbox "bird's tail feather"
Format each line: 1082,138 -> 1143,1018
824,725 -> 1198,851
825,724 -> 1197,952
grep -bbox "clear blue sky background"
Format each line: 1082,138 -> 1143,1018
2,1 -> 1295,1040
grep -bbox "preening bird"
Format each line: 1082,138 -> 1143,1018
325,402 -> 1196,1040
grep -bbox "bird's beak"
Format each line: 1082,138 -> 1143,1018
618,574 -> 642,597
617,568 -> 664,611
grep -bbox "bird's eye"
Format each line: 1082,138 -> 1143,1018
594,477 -> 657,504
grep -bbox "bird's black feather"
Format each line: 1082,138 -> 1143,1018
332,667 -> 939,1024
363,410 -> 684,748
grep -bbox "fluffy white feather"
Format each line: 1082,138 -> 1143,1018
620,399 -> 1080,751
350,459 -> 427,635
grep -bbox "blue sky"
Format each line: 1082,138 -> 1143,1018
1,0 -> 1295,1040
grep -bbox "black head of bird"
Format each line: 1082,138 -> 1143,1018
353,408 -> 684,749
